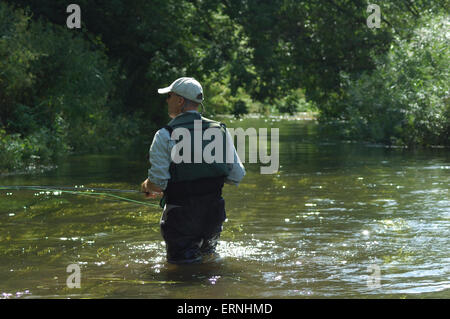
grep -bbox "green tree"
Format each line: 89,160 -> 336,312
0,3 -> 123,171
338,15 -> 449,147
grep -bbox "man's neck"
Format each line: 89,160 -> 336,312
172,109 -> 199,119
183,107 -> 199,113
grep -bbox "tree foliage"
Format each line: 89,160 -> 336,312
0,0 -> 448,171
0,2 -> 140,171
337,15 -> 449,147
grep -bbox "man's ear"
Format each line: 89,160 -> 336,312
177,95 -> 184,106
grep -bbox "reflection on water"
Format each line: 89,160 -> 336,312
0,118 -> 449,298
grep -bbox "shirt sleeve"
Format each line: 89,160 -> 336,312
224,128 -> 246,186
148,128 -> 172,190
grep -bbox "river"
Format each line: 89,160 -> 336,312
0,116 -> 449,298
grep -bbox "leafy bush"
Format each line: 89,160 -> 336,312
232,100 -> 248,118
202,78 -> 259,117
0,3 -> 138,171
202,80 -> 233,115
275,89 -> 318,115
335,15 -> 449,147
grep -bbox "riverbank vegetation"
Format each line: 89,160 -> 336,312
329,15 -> 449,147
0,1 -> 448,173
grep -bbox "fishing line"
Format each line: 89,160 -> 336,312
0,186 -> 160,208
0,185 -> 140,193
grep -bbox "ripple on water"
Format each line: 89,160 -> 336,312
216,240 -> 265,260
122,239 -> 289,266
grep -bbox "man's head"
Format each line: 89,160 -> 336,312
158,77 -> 204,118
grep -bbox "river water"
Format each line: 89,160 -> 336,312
0,117 -> 449,298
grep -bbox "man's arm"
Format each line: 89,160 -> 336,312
141,128 -> 172,198
141,178 -> 163,198
224,128 -> 246,186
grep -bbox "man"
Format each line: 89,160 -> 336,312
141,77 -> 245,264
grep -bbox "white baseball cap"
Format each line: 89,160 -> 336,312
157,77 -> 204,103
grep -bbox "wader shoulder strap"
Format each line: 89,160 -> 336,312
163,125 -> 173,136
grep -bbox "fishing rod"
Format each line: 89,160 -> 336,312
0,185 -> 160,207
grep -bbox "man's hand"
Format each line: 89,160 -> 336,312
140,178 -> 163,199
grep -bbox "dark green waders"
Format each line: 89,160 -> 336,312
158,112 -> 230,264
160,188 -> 226,264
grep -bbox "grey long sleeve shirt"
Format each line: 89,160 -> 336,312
148,111 -> 246,190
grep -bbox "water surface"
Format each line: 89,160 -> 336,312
0,117 -> 449,298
